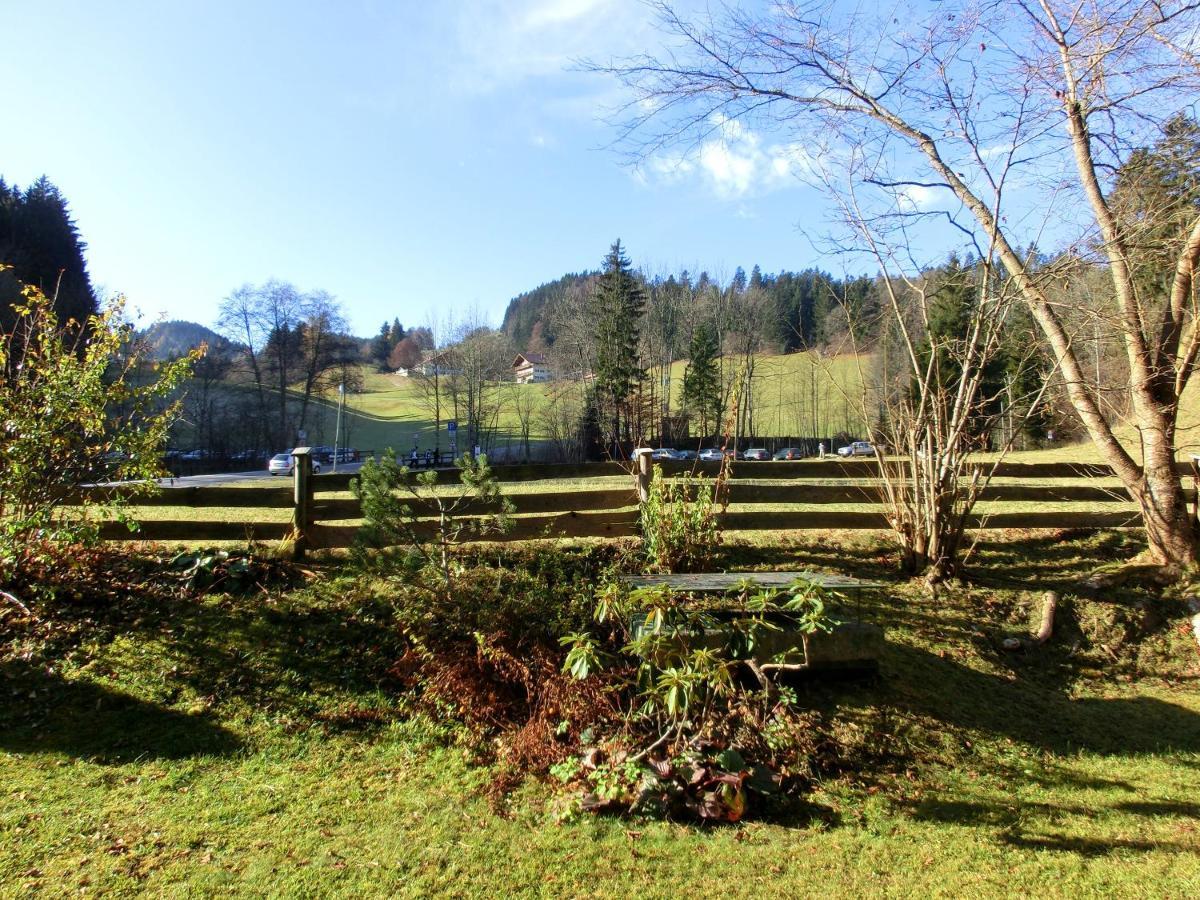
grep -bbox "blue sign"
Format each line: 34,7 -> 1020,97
447,421 -> 457,433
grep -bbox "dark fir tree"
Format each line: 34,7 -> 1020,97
370,321 -> 393,369
1110,114 -> 1200,308
682,319 -> 721,438
590,239 -> 646,449
914,257 -> 1007,444
0,175 -> 97,330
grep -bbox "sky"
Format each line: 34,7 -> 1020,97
1,0 -> 852,336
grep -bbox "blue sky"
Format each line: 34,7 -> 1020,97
1,0 -> 853,336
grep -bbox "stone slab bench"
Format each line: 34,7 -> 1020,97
618,571 -> 886,673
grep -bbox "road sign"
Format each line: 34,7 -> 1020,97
447,421 -> 457,433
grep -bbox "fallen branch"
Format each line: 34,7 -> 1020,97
1033,591 -> 1058,645
1000,590 -> 1058,652
628,728 -> 675,764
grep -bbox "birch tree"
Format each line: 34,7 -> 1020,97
595,0 -> 1200,568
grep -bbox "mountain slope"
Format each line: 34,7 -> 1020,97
140,320 -> 231,359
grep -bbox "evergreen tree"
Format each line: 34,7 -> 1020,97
0,175 -> 97,330
748,264 -> 764,291
590,239 -> 646,447
370,321 -> 392,369
682,320 -> 721,438
1110,114 -> 1200,305
915,257 -> 1007,442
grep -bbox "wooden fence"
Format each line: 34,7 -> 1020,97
75,448 -> 1198,557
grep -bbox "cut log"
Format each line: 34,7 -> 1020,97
1034,591 -> 1058,645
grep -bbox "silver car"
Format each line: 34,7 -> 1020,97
268,453 -> 322,476
836,441 -> 876,457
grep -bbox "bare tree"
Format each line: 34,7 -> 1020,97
509,381 -> 539,462
411,315 -> 448,456
295,289 -> 348,438
217,281 -> 347,451
443,313 -> 512,455
217,284 -> 272,449
594,0 -> 1200,567
539,381 -> 586,461
725,284 -> 777,443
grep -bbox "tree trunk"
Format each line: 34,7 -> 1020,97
1134,460 -> 1197,567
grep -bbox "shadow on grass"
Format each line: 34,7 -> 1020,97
967,530 -> 1145,591
0,660 -> 242,762
883,643 -> 1200,755
998,832 -> 1198,856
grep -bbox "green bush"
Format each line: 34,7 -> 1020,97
556,577 -> 838,820
639,468 -> 722,573
351,451 -> 514,593
0,283 -> 195,589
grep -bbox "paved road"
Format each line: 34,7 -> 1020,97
159,461 -> 366,488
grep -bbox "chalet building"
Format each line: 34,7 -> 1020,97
397,350 -> 460,378
512,352 -> 551,384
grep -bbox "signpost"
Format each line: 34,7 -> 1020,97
333,382 -> 345,473
448,421 -> 457,460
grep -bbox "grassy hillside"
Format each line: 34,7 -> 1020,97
316,352 -> 869,454
181,351 -> 1200,463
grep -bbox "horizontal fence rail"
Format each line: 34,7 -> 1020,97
66,452 -> 1197,554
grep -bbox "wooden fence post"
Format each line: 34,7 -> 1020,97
634,448 -> 653,505
292,447 -> 314,560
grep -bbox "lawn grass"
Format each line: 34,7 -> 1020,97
268,351 -> 869,456
3,530 -> 1199,897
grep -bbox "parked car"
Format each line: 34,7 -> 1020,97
772,447 -> 804,460
743,447 -> 770,461
674,449 -> 698,460
650,448 -> 679,461
837,441 -> 876,457
698,447 -> 739,461
332,448 -> 359,463
268,453 -> 322,476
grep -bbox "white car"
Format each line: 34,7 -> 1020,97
268,453 -> 322,476
837,441 -> 876,457
698,447 -> 733,462
650,448 -> 679,460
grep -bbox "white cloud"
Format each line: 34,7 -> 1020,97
648,152 -> 695,183
897,184 -> 938,211
449,0 -> 650,92
521,0 -> 609,29
646,115 -> 814,199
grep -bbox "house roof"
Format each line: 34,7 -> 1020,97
512,352 -> 547,368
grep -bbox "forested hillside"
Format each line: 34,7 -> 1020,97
141,320 -> 232,359
500,264 -> 881,353
500,271 -> 594,350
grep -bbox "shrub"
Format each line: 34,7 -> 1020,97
555,577 -> 840,820
639,468 -> 723,573
351,451 -> 514,593
0,283 -> 195,590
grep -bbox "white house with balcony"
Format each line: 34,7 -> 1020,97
512,352 -> 551,384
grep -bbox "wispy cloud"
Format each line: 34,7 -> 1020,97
645,115 -> 814,199
897,183 -> 940,211
448,0 -> 650,92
